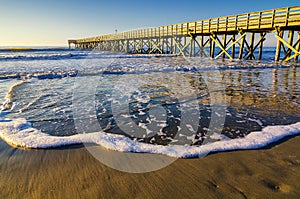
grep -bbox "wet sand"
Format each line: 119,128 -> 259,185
1,135 -> 300,199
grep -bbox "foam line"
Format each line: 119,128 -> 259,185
0,116 -> 299,158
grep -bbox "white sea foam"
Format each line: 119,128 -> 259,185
0,116 -> 299,158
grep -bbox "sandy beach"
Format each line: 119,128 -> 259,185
1,1 -> 300,199
0,65 -> 299,198
1,134 -> 300,199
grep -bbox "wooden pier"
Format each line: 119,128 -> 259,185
69,6 -> 300,62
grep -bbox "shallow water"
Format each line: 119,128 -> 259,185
0,48 -> 299,157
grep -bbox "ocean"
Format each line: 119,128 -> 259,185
0,47 -> 299,158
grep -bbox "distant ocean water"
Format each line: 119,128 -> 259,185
0,47 -> 299,158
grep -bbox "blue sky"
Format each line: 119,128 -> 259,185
0,0 -> 299,46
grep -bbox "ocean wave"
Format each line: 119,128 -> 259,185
0,81 -> 26,112
0,53 -> 88,61
0,116 -> 299,158
0,71 -> 78,80
0,51 -> 177,62
0,54 -> 300,80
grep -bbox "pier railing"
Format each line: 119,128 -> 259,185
76,6 -> 300,42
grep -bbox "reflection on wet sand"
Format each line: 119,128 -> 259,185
201,67 -> 299,138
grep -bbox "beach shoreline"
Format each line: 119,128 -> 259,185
0,48 -> 299,198
1,134 -> 300,198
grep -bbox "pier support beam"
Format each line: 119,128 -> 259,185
231,35 -> 236,59
210,36 -> 215,58
222,34 -> 227,59
149,38 -> 163,54
209,32 -> 246,60
239,32 -> 246,59
296,32 -> 300,62
258,33 -> 265,60
247,32 -> 255,60
275,30 -> 284,61
173,36 -> 191,57
210,34 -> 233,60
244,32 -> 266,60
275,30 -> 300,62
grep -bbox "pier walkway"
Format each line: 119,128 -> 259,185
69,6 -> 300,62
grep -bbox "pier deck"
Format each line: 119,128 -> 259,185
69,6 -> 300,62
